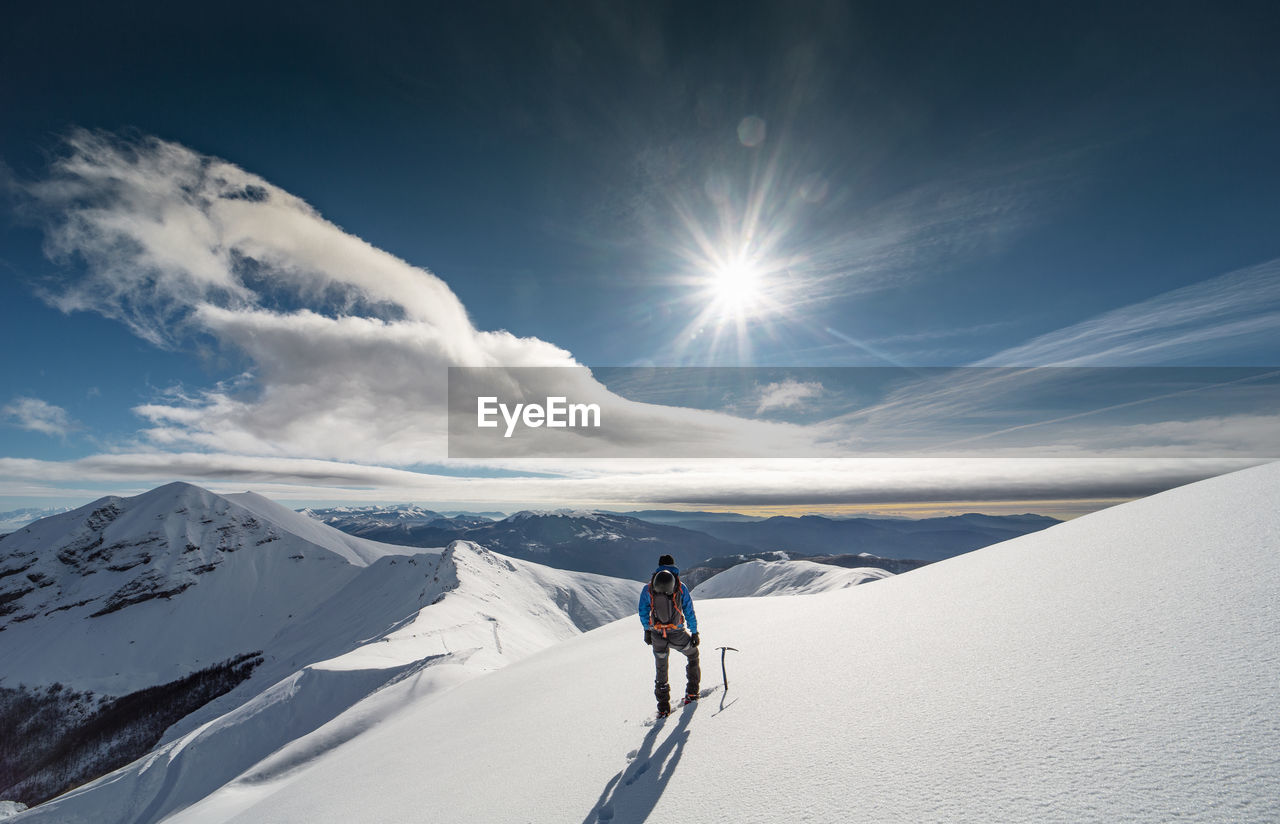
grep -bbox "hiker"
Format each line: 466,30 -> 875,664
639,554 -> 700,716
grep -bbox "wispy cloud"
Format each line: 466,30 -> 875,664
804,258 -> 1280,455
2,397 -> 78,438
977,257 -> 1280,366
754,379 -> 824,414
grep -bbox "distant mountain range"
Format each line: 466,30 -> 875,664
302,505 -> 496,536
306,506 -> 758,581
304,505 -> 1060,576
0,506 -> 76,535
663,512 -> 1060,562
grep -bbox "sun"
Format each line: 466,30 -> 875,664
709,257 -> 763,318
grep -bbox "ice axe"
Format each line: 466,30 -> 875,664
717,646 -> 739,691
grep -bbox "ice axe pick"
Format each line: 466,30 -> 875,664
717,646 -> 739,691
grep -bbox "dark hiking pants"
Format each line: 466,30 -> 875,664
652,628 -> 700,709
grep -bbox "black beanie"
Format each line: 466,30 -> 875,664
658,554 -> 675,566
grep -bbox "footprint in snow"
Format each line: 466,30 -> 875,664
623,761 -> 649,786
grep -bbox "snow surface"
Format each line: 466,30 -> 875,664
0,507 -> 74,533
15,464 -> 1280,823
693,558 -> 893,598
0,802 -> 27,820
0,479 -> 635,823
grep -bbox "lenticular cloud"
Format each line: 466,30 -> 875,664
29,130 -> 478,343
24,130 -> 579,462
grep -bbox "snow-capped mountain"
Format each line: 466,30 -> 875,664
0,482 -> 425,693
300,503 -> 445,521
692,557 -> 893,598
29,462 -> 1269,824
0,484 -> 638,817
302,504 -> 496,528
302,504 -> 495,545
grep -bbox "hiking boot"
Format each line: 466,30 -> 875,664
682,693 -> 698,705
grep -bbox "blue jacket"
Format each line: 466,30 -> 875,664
638,564 -> 698,634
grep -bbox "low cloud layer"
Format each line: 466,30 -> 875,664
0,453 -> 1256,511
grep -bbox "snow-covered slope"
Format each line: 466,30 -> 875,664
13,538 -> 638,824
0,482 -> 422,694
111,462 -> 1280,824
693,558 -> 893,597
0,507 -> 74,534
0,802 -> 27,820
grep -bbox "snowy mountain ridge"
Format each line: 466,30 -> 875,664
301,505 -> 505,521
0,482 -> 425,694
1,482 -> 641,821
508,508 -> 606,520
692,557 -> 894,598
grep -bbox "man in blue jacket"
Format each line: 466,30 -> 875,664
639,554 -> 700,717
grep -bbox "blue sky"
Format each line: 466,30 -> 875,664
2,1 -> 1278,516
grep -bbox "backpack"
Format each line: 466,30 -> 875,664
648,570 -> 685,637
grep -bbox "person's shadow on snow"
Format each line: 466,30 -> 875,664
581,701 -> 700,824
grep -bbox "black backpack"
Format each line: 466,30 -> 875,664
648,570 -> 685,634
